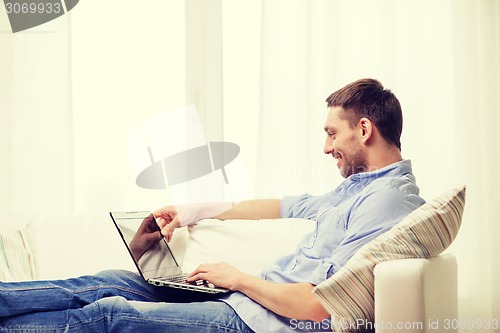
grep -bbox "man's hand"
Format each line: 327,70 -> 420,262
129,214 -> 164,261
186,262 -> 249,291
153,206 -> 181,243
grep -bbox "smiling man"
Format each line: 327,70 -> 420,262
323,79 -> 404,178
0,79 -> 425,333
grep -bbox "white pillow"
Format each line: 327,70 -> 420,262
181,218 -> 315,275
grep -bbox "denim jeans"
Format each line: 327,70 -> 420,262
0,270 -> 254,333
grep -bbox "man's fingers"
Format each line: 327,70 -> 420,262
187,269 -> 204,281
187,264 -> 212,277
156,217 -> 168,229
161,216 -> 180,234
152,206 -> 177,221
158,216 -> 180,243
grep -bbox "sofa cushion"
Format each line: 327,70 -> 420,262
313,186 -> 466,333
0,222 -> 38,281
182,218 -> 315,275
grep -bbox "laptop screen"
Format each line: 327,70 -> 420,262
110,211 -> 183,280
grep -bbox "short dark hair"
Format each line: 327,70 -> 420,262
325,78 -> 403,150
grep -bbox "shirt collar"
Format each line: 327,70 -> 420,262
341,159 -> 413,188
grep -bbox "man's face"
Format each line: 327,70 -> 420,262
323,106 -> 367,178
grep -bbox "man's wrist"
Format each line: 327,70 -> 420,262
177,202 -> 235,226
232,272 -> 258,293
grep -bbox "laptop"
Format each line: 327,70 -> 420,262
109,211 -> 229,294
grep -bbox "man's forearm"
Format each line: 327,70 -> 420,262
214,199 -> 281,220
234,274 -> 329,321
154,199 -> 282,237
187,262 -> 329,321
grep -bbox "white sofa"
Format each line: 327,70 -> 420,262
1,214 -> 457,333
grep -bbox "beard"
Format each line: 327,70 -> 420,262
337,138 -> 368,178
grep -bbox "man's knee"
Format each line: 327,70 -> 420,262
68,296 -> 134,331
94,269 -> 139,281
93,269 -> 145,288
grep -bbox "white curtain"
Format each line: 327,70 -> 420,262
0,1 -> 187,215
249,0 -> 499,329
450,0 -> 500,324
0,17 -> 73,214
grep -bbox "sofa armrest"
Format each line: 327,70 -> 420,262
373,254 -> 458,333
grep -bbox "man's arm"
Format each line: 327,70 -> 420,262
187,262 -> 330,322
154,199 -> 281,242
214,199 -> 281,220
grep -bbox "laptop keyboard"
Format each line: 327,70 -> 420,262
164,275 -> 189,284
156,274 -> 206,286
150,274 -> 228,293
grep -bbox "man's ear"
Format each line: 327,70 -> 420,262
358,117 -> 373,144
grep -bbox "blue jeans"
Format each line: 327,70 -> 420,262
0,270 -> 253,333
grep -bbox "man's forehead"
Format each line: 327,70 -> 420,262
324,106 -> 347,129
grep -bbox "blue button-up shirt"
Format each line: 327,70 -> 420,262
222,160 -> 425,333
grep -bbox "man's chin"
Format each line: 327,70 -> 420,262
338,163 -> 365,178
338,166 -> 350,179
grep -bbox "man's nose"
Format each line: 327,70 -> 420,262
324,137 -> 333,155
